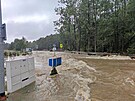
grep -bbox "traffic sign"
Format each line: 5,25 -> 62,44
60,44 -> 63,49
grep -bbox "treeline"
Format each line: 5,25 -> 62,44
7,35 -> 61,51
53,0 -> 135,54
34,34 -> 61,50
7,0 -> 135,54
7,37 -> 36,51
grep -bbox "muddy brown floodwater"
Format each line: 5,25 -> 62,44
78,58 -> 135,101
6,51 -> 135,101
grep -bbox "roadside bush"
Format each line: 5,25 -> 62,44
4,51 -> 8,57
17,52 -> 20,56
9,52 -> 13,57
127,48 -> 135,54
12,52 -> 17,56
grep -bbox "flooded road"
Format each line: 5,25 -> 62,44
79,58 -> 135,101
6,51 -> 135,101
7,51 -> 95,101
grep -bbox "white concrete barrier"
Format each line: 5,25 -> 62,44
6,57 -> 35,93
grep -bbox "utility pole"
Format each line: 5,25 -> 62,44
0,0 -> 6,100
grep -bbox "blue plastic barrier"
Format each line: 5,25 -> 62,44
49,57 -> 62,67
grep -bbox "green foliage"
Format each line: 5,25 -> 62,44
7,0 -> 135,54
127,48 -> 135,54
16,52 -> 20,56
53,0 -> 135,53
4,51 -> 20,57
4,51 -> 8,57
9,52 -> 12,57
8,37 -> 27,51
35,34 -> 61,50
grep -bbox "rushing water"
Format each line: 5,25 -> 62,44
6,51 -> 95,101
7,51 -> 135,101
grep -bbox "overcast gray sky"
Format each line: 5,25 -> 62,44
2,0 -> 59,43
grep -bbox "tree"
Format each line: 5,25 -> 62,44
8,37 -> 27,51
8,0 -> 135,54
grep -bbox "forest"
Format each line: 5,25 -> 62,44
8,0 -> 135,54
